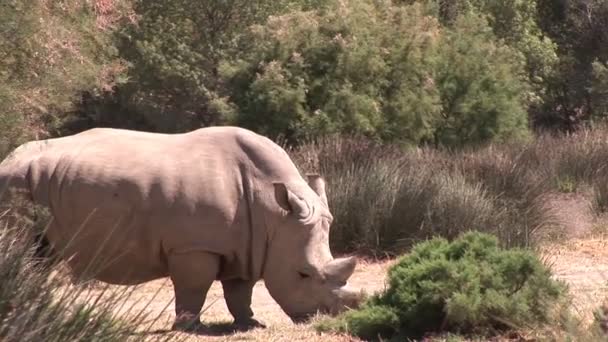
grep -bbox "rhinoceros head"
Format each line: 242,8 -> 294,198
263,175 -> 364,322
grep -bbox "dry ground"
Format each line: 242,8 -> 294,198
88,260 -> 394,342
541,237 -> 608,323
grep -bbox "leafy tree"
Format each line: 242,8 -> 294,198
93,0 -> 327,133
223,0 -> 530,145
223,1 -> 443,143
398,0 -> 558,109
433,13 -> 530,145
535,0 -> 608,130
591,60 -> 608,120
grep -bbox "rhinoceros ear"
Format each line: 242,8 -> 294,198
323,256 -> 357,285
274,183 -> 311,220
306,174 -> 328,205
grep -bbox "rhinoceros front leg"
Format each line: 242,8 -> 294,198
221,279 -> 266,330
168,251 -> 220,332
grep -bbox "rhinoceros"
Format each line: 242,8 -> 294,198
0,126 -> 362,331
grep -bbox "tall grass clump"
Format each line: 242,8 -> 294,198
451,143 -> 558,244
534,128 -> 608,189
591,173 -> 608,214
532,127 -> 608,215
0,218 -> 168,342
289,136 -> 554,254
316,232 -> 566,341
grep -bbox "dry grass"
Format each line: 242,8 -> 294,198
286,126 -> 608,255
0,225 -> 157,342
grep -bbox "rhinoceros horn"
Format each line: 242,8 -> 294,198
306,174 -> 328,205
323,256 -> 357,284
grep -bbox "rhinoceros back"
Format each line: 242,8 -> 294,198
25,127 -> 288,284
0,127 -> 304,285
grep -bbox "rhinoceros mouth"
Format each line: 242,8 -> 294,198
288,306 -> 331,323
289,314 -> 312,324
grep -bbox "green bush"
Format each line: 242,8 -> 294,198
318,232 -> 565,340
402,0 -> 558,106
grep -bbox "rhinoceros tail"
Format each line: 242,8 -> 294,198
0,143 -> 57,264
0,144 -> 33,205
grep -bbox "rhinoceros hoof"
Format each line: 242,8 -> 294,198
171,319 -> 205,333
233,318 -> 266,331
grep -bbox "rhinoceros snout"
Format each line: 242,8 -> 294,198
289,313 -> 315,324
329,285 -> 367,315
286,287 -> 366,323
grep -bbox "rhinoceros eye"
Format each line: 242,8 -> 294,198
298,271 -> 311,279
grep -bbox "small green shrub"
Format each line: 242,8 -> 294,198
556,175 -> 578,193
318,232 -> 565,340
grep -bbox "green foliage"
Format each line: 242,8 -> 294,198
556,176 -> 577,194
317,304 -> 399,341
591,60 -> 608,119
535,0 -> 608,130
318,232 -> 565,340
467,0 -> 558,90
108,0 -> 322,133
433,12 -> 531,145
401,0 -> 558,103
1,0 -> 607,154
225,0 -> 530,145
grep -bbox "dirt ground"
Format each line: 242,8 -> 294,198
540,192 -> 608,322
541,238 -> 608,322
79,194 -> 608,341
100,260 -> 394,342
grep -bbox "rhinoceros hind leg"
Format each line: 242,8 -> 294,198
221,279 -> 266,330
168,251 -> 220,332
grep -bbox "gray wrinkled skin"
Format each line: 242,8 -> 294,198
0,126 -> 363,331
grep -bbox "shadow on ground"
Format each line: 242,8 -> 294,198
140,321 -> 263,337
